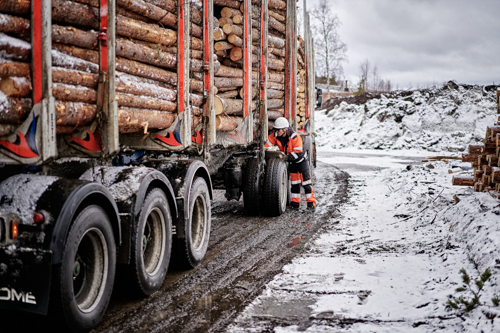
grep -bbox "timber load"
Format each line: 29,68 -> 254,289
296,34 -> 307,128
452,88 -> 500,199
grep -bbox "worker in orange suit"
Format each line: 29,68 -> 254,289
264,117 -> 316,211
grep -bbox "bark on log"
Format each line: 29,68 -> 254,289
269,35 -> 285,49
53,43 -> 99,65
52,67 -> 99,89
218,90 -> 239,99
52,25 -> 98,50
115,72 -> 176,100
116,0 -> 177,30
214,95 -> 256,115
214,0 -> 241,9
117,5 -> 155,23
220,7 -> 242,18
0,0 -> 30,16
267,88 -> 284,99
214,77 -> 245,88
216,115 -> 243,131
268,71 -> 284,83
269,9 -> 285,22
143,0 -> 176,14
269,0 -> 286,11
267,81 -> 284,91
116,92 -> 177,112
52,0 -> 99,30
228,34 -> 242,47
267,98 -> 284,109
0,13 -> 30,36
0,77 -> 31,97
219,17 -> 233,27
52,49 -> 99,73
116,14 -> 177,46
55,101 -> 96,126
452,175 -> 475,186
269,16 -> 285,34
53,83 -> 97,103
268,57 -> 285,71
270,47 -> 286,58
268,109 -> 284,120
215,41 -> 235,51
0,33 -> 31,61
215,65 -> 243,77
0,97 -> 32,124
229,47 -> 242,61
222,23 -> 242,36
118,108 -> 176,133
0,124 -> 16,137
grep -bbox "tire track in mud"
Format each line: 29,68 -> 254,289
94,161 -> 349,333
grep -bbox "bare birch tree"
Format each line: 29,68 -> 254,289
310,0 -> 347,96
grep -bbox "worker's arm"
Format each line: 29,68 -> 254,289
287,133 -> 305,163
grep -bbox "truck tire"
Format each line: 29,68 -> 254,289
312,142 -> 317,168
243,158 -> 263,215
263,158 -> 288,216
52,205 -> 116,333
174,177 -> 211,268
129,188 -> 172,296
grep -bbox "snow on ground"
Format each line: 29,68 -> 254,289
228,83 -> 500,332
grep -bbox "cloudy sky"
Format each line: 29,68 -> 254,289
301,0 -> 500,90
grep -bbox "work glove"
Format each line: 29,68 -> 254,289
287,154 -> 294,162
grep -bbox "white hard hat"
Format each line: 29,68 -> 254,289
273,117 -> 289,129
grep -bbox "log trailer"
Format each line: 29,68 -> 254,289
0,0 -> 315,331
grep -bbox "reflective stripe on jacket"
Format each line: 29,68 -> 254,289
264,127 -> 305,163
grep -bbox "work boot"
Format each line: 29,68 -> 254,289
307,203 -> 316,212
290,202 -> 300,211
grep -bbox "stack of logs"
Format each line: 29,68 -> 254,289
452,89 -> 500,199
0,0 -> 208,136
212,0 -> 287,132
296,34 -> 306,128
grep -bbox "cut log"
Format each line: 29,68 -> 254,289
53,43 -> 99,65
268,57 -> 285,70
52,49 -> 99,73
218,90 -> 239,99
0,124 -> 16,137
214,41 -> 234,51
52,24 -> 98,50
267,81 -> 284,91
267,88 -> 284,99
268,109 -> 284,120
269,9 -> 285,22
267,98 -> 284,109
52,67 -> 99,89
53,83 -> 97,103
214,95 -> 256,115
0,77 -> 31,98
269,16 -> 285,34
0,33 -> 31,61
116,72 -> 176,100
216,115 -> 242,131
0,13 -> 30,36
118,108 -> 176,133
222,23 -> 243,37
269,35 -> 285,49
214,0 -> 241,9
220,7 -> 242,18
219,17 -> 233,27
55,101 -> 96,126
0,97 -> 32,124
232,14 -> 242,25
52,0 -> 100,30
453,175 -> 474,186
0,0 -> 31,16
116,92 -> 177,112
228,34 -> 242,47
117,5 -> 155,23
214,28 -> 227,41
116,0 -> 177,29
229,47 -> 242,61
270,47 -> 286,58
215,65 -> 243,77
116,14 -> 177,46
116,38 -> 186,70
143,0 -> 176,14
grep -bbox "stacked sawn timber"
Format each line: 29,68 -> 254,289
296,34 -> 307,128
452,88 -> 500,199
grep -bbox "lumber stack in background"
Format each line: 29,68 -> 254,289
452,88 -> 500,199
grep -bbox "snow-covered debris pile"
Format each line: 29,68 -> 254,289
316,81 -> 499,152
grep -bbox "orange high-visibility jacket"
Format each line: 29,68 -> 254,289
264,127 -> 306,163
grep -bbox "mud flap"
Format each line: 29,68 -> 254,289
0,248 -> 52,315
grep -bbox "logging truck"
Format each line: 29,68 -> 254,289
0,0 -> 316,331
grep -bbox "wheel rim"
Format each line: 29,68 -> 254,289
142,207 -> 166,276
191,194 -> 207,251
73,228 -> 108,313
279,166 -> 287,211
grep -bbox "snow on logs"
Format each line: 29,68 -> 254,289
453,98 -> 500,199
0,0 -> 207,136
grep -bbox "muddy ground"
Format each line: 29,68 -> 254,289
91,161 -> 348,333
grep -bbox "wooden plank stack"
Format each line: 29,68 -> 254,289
452,88 -> 500,199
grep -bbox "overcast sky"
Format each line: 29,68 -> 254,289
301,0 -> 500,90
